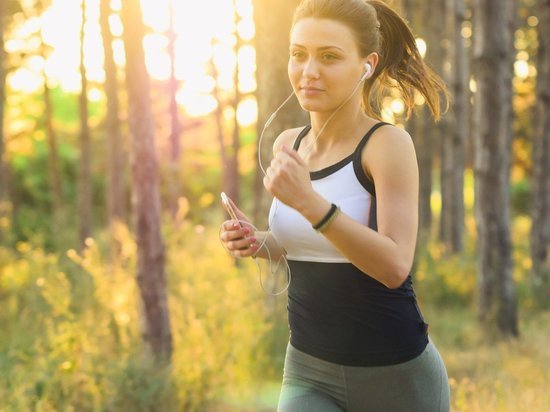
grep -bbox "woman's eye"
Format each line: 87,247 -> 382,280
291,51 -> 305,59
322,54 -> 336,61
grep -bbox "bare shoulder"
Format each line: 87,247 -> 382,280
362,124 -> 417,180
272,126 -> 307,156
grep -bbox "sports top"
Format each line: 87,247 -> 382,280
268,122 -> 429,366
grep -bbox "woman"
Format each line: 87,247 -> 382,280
220,0 -> 450,410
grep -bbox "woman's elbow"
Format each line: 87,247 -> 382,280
384,261 -> 412,289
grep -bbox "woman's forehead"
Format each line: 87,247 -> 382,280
290,18 -> 358,51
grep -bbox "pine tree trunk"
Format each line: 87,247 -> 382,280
167,1 -> 182,219
100,0 -> 126,246
209,42 -> 229,199
43,79 -> 63,233
227,0 -> 242,205
403,0 -> 434,243
78,0 -> 92,248
252,0 -> 307,223
472,0 -> 518,337
441,0 -> 467,253
121,0 -> 172,360
530,0 -> 550,307
0,0 -> 8,238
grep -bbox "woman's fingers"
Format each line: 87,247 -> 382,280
220,220 -> 258,256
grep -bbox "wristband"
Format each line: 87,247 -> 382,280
312,203 -> 340,232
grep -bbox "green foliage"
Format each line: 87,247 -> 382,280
510,177 -> 531,216
0,216 -> 276,411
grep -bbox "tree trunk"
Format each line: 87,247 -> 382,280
403,0 -> 434,244
472,0 -> 518,337
78,0 -> 92,248
100,0 -> 126,253
37,29 -> 64,245
0,0 -> 7,240
252,0 -> 307,224
441,0 -> 467,253
209,42 -> 229,199
530,0 -> 550,307
228,0 -> 242,206
167,1 -> 182,219
43,77 -> 63,233
121,0 -> 172,360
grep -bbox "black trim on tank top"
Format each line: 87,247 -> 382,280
352,122 -> 391,197
368,196 -> 378,231
292,122 -> 392,182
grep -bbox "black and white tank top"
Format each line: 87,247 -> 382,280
267,121 -> 429,367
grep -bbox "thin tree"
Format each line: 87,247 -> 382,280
36,0 -> 63,241
440,0 -> 468,253
100,0 -> 126,252
472,0 -> 518,337
228,0 -> 242,205
166,0 -> 182,219
78,0 -> 92,248
209,45 -> 229,201
530,0 -> 550,307
402,0 -> 434,244
0,0 -> 7,231
121,0 -> 172,360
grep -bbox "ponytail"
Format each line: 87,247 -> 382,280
365,0 -> 449,121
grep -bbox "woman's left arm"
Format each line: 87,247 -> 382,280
264,127 -> 418,289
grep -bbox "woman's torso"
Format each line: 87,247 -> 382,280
269,122 -> 429,366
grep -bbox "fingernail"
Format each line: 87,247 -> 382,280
250,237 -> 257,243
243,228 -> 250,235
233,222 -> 239,229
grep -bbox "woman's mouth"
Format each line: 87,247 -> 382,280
300,86 -> 324,96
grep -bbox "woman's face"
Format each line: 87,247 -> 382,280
288,17 -> 366,113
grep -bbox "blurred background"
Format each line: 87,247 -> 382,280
0,0 -> 549,411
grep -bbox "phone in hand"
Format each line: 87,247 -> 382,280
220,192 -> 243,227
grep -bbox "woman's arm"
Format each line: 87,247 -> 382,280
264,126 -> 418,289
254,231 -> 286,260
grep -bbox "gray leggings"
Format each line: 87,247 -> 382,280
278,340 -> 450,412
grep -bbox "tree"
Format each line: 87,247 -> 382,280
100,0 -> 126,253
472,0 -> 518,337
36,0 -> 63,242
0,0 -> 7,233
530,0 -> 550,307
252,0 -> 307,223
78,0 -> 92,248
166,0 -> 182,219
440,0 -> 468,253
402,0 -> 435,244
121,0 -> 172,360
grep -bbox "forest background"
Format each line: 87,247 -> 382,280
0,0 -> 549,411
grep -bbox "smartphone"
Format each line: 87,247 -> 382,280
220,192 -> 243,227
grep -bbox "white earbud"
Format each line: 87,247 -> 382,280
361,63 -> 372,81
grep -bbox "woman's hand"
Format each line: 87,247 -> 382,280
219,197 -> 259,258
263,145 -> 315,211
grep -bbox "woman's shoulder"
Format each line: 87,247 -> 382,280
362,123 -> 417,178
364,123 -> 414,154
272,126 -> 308,155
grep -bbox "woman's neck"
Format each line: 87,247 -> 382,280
307,104 -> 370,152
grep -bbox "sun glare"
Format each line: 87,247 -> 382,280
8,0 -> 257,122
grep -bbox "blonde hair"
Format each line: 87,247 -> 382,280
292,0 -> 450,120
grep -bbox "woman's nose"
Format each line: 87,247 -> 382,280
303,59 -> 320,79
